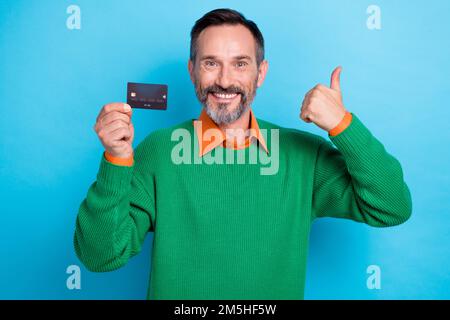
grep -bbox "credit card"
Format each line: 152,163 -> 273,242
127,82 -> 168,110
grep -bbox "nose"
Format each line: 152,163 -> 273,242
216,65 -> 233,89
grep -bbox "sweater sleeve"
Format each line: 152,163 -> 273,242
104,151 -> 134,166
73,143 -> 155,272
311,113 -> 412,227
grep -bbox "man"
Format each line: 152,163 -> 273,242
74,8 -> 412,299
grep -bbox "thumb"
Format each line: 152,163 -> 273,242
330,66 -> 342,91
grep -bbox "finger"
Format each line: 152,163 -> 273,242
100,119 -> 129,136
304,88 -> 314,98
300,101 -> 312,123
110,139 -> 130,150
300,111 -> 312,123
300,96 -> 310,113
330,66 -> 342,91
314,83 -> 340,105
96,103 -> 132,123
305,86 -> 327,102
98,111 -> 131,129
109,127 -> 132,143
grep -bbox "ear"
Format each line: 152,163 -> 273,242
188,59 -> 195,84
256,60 -> 268,88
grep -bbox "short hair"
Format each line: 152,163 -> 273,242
190,8 -> 265,66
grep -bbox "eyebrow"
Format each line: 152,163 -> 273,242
199,55 -> 253,62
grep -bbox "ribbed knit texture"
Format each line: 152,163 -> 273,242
73,113 -> 412,299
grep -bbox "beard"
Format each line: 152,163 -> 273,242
194,78 -> 258,125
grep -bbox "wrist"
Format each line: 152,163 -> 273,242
328,111 -> 352,136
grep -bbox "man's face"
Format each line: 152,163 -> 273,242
189,24 -> 268,125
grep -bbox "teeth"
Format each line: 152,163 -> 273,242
213,93 -> 238,99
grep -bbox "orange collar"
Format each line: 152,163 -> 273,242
193,108 -> 269,157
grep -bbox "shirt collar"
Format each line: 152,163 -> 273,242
193,108 -> 269,157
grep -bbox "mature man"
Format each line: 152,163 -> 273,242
74,8 -> 412,299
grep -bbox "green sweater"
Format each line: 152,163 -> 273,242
74,113 -> 412,299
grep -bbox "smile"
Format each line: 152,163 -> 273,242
209,92 -> 240,102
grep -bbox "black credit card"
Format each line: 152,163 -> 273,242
127,82 -> 168,110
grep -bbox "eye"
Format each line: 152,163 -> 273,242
204,60 -> 217,67
236,61 -> 248,68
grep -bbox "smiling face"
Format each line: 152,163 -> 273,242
189,24 -> 268,125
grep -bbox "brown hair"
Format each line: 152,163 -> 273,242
190,8 -> 265,66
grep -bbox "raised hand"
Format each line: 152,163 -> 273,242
300,66 -> 347,132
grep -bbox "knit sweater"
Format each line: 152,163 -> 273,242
73,113 -> 412,299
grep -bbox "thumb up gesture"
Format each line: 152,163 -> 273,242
300,66 -> 348,132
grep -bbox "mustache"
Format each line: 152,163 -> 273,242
204,84 -> 245,96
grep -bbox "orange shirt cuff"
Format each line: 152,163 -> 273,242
328,111 -> 352,137
104,151 -> 134,166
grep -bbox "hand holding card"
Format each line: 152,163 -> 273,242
94,102 -> 134,159
92,83 -> 168,160
127,82 -> 168,110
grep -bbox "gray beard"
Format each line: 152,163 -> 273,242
195,79 -> 258,126
204,97 -> 248,125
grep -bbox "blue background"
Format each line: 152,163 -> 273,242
0,0 -> 449,299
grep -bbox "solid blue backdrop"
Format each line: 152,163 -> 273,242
0,0 -> 448,299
